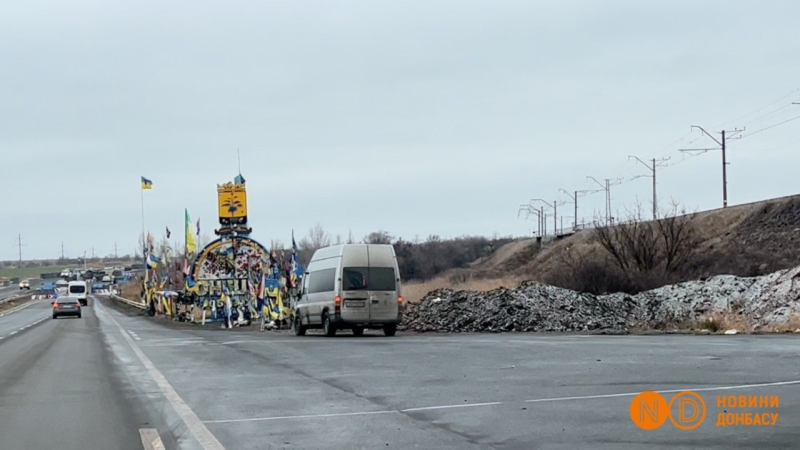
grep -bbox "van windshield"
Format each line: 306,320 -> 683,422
342,267 -> 396,291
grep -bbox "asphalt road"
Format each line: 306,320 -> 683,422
0,277 -> 46,298
0,296 -> 798,450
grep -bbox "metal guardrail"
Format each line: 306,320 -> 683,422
109,293 -> 147,310
0,290 -> 40,305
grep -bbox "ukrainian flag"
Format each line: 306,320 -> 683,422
141,176 -> 153,190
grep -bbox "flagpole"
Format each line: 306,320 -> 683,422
141,186 -> 145,255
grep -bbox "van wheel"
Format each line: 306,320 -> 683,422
383,324 -> 397,336
294,315 -> 306,336
352,326 -> 364,336
322,313 -> 336,337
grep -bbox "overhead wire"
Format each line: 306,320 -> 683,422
739,114 -> 800,139
711,86 -> 800,129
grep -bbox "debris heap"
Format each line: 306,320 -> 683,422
400,266 -> 800,333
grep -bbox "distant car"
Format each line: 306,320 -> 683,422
52,297 -> 81,319
102,275 -> 111,283
19,280 -> 30,290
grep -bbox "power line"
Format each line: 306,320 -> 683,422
739,114 -> 800,139
712,86 -> 800,129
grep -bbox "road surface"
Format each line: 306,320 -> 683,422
0,277 -> 47,299
0,295 -> 798,449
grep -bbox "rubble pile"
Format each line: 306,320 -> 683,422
400,266 -> 800,333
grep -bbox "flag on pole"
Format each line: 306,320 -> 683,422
141,176 -> 153,190
196,218 -> 201,236
166,226 -> 171,239
185,209 -> 197,254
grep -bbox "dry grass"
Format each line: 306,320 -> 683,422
403,275 -> 524,303
120,282 -> 142,301
759,313 -> 800,333
0,296 -> 32,313
694,310 -> 755,334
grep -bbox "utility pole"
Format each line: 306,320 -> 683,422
61,242 -> 65,259
91,246 -> 95,259
14,234 -> 24,264
587,177 -> 623,224
518,205 -> 543,236
629,156 -> 670,219
114,242 -> 118,259
680,125 -> 744,208
531,199 -> 567,236
559,188 -> 603,230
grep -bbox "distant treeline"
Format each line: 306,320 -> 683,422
294,225 -> 514,282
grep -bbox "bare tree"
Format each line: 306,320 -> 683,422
347,229 -> 355,244
656,200 -> 699,274
198,233 -> 212,248
593,200 -> 698,279
363,230 -> 393,244
299,223 -> 331,253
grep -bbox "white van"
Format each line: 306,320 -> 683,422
293,244 -> 403,337
67,280 -> 89,306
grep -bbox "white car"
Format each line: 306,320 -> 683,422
19,280 -> 30,290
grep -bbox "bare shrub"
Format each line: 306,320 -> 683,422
589,200 -> 699,293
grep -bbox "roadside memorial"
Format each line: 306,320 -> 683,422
172,173 -> 304,328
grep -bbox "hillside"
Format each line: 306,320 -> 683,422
404,194 -> 800,301
525,194 -> 800,289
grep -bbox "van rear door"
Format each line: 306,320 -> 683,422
366,246 -> 399,321
340,246 -> 370,323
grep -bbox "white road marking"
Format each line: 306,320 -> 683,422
139,428 -> 166,450
202,378 -> 800,424
95,299 -> 226,450
524,379 -> 800,404
9,331 -> 17,335
127,330 -> 141,341
205,410 -> 397,424
402,401 -> 504,412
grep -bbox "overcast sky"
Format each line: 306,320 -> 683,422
2,0 -> 800,260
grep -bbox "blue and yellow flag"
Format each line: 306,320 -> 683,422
185,209 -> 197,254
141,176 -> 153,190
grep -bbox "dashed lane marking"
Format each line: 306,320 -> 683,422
95,299 -> 226,450
0,316 -> 50,341
202,378 -> 800,424
139,428 -> 166,450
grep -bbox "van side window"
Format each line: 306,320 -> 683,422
308,268 -> 335,294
